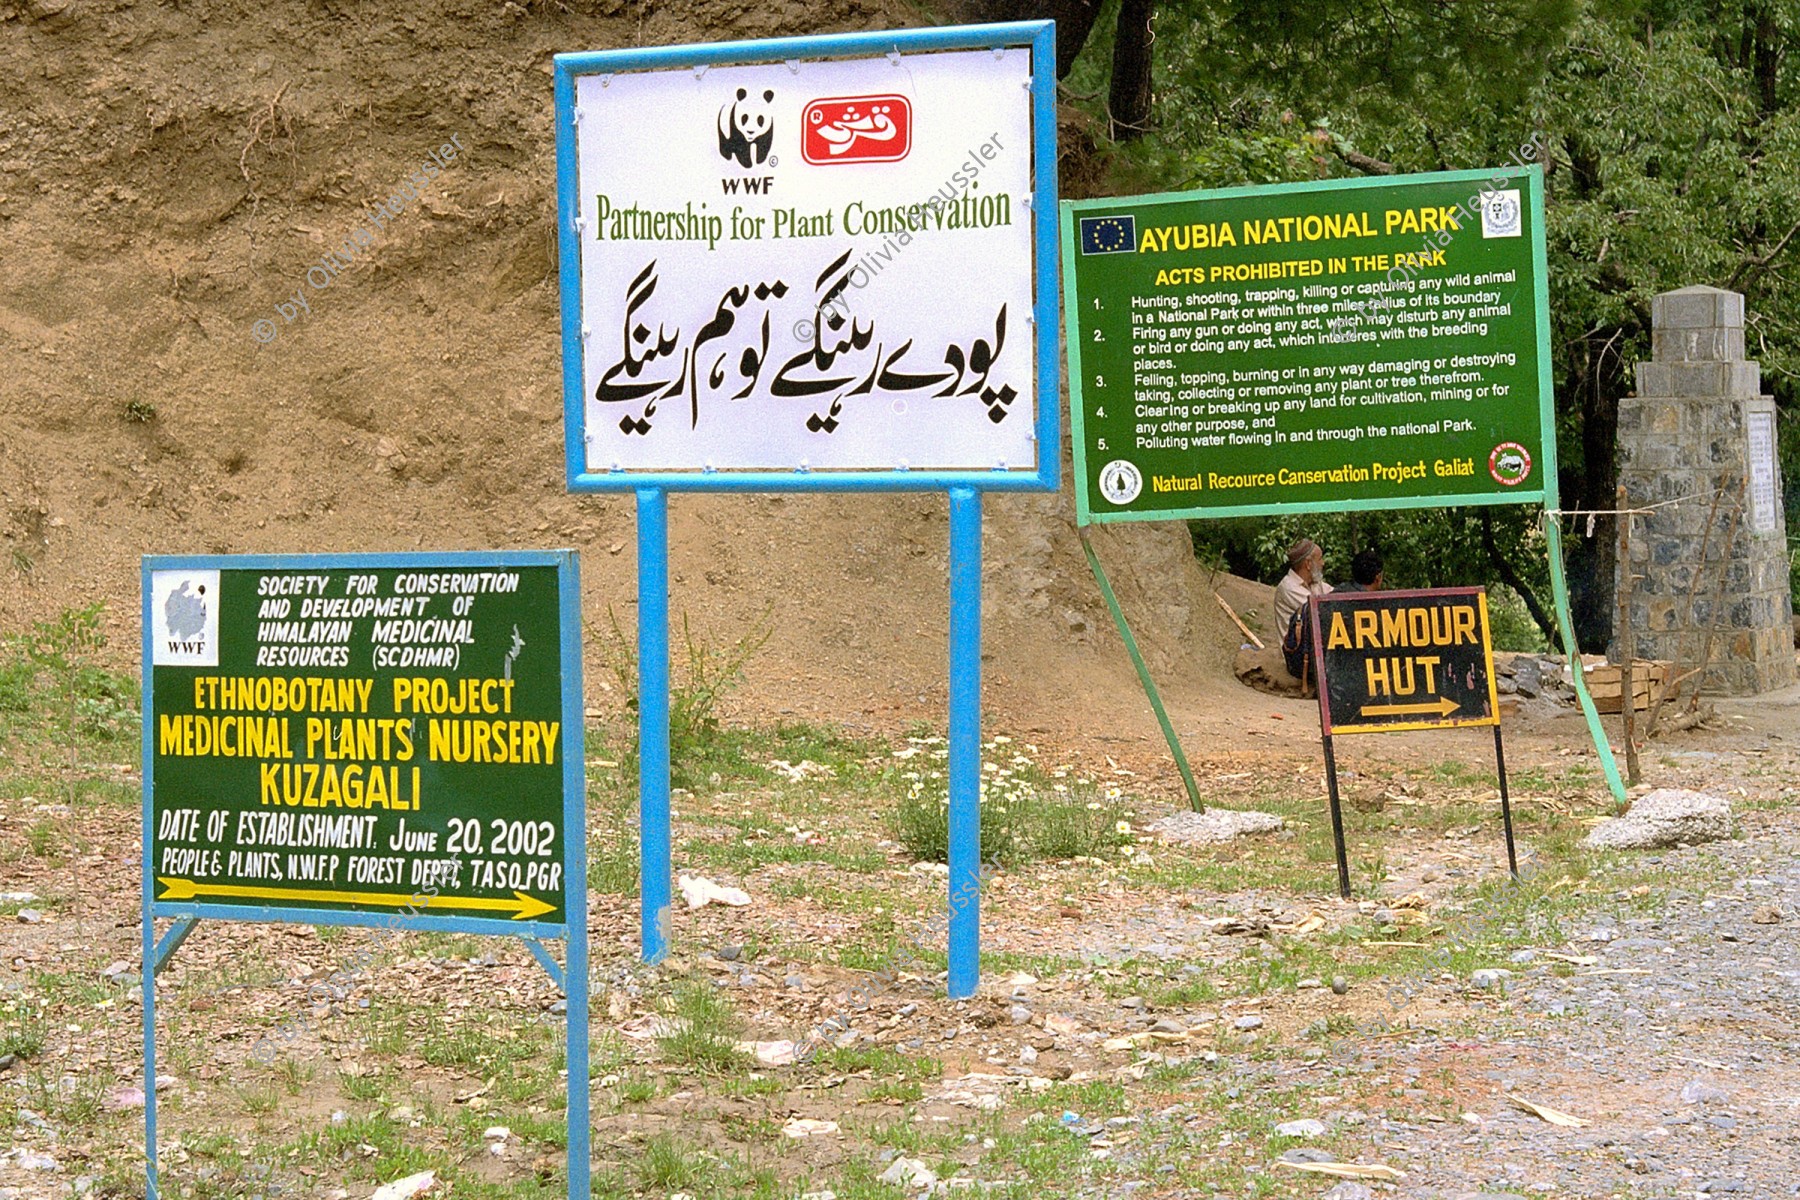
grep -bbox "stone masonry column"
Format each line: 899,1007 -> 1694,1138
1615,285 -> 1794,694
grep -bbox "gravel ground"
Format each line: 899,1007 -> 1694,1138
5,700 -> 1797,1199
1012,723 -> 1800,1199
1280,787 -> 1800,1197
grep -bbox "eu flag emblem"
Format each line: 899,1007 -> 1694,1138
1079,214 -> 1136,255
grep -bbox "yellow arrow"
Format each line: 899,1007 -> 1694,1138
156,878 -> 555,921
1360,695 -> 1459,719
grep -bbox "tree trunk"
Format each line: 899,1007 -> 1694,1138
1564,328 -> 1627,651
1480,509 -> 1558,646
1752,5 -> 1781,116
1051,0 -> 1106,78
1108,0 -> 1156,141
956,0 -> 1106,78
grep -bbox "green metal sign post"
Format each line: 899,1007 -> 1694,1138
1061,165 -> 1625,804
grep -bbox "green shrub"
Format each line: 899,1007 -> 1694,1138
1487,585 -> 1550,652
593,606 -> 772,789
0,647 -> 31,713
891,736 -> 1135,865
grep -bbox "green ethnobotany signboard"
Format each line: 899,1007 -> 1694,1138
145,553 -> 579,928
1061,164 -> 1550,523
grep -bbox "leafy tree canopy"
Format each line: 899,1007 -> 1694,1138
1042,0 -> 1800,647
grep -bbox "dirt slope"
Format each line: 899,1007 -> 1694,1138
0,0 -> 1245,750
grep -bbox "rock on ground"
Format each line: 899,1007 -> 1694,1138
1275,1117 -> 1327,1137
1149,809 -> 1285,845
1583,788 -> 1734,850
369,1172 -> 436,1200
877,1157 -> 937,1189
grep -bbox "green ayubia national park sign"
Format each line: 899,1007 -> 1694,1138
144,552 -> 580,928
1060,165 -> 1551,524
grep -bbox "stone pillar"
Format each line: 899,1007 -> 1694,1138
1615,285 -> 1795,695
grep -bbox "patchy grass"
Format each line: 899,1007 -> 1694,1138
890,735 -> 1137,864
0,1002 -> 48,1060
817,1045 -> 942,1080
21,1067 -> 109,1126
658,979 -> 751,1075
614,1071 -> 664,1105
0,629 -> 1760,1200
685,815 -> 889,874
632,1132 -> 707,1191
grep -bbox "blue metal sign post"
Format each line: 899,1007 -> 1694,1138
139,550 -> 589,1199
555,22 -> 1059,996
946,485 -> 984,996
636,488 -> 673,963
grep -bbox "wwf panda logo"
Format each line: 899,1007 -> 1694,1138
718,87 -> 776,169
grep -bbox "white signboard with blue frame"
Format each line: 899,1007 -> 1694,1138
558,24 -> 1057,489
554,22 -> 1058,1003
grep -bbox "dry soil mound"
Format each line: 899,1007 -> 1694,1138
0,0 -> 1245,754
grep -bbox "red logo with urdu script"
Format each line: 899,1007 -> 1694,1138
801,95 -> 912,164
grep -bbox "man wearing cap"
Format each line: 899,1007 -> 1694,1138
1273,537 -> 1332,639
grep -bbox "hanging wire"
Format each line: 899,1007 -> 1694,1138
1542,486 -> 1741,535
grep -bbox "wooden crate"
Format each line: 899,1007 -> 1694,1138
1584,661 -> 1671,713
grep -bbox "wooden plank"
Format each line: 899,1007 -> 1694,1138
1214,592 -> 1264,650
1587,661 -> 1670,712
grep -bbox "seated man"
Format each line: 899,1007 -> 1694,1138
1272,538 -> 1332,637
1276,538 -> 1333,687
1335,547 -> 1385,594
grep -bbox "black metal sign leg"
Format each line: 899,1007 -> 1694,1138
1322,734 -> 1351,899
1494,724 -> 1519,878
